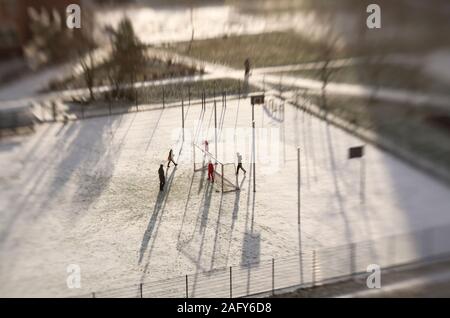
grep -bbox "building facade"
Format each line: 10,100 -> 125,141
0,0 -> 84,58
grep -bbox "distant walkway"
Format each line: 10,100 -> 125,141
2,49 -> 449,112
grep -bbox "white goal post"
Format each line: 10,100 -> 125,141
193,143 -> 239,192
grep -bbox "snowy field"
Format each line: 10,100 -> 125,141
1,95 -> 450,297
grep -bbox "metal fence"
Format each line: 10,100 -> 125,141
29,82 -> 257,124
75,223 -> 450,298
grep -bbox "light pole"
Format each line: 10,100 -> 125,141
249,95 -> 264,193
298,147 -> 301,224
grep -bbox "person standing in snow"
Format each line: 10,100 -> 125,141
204,140 -> 209,153
244,58 -> 251,77
207,160 -> 215,183
167,149 -> 177,168
236,152 -> 246,176
158,164 -> 165,191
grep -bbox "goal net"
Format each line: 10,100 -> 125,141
193,143 -> 239,193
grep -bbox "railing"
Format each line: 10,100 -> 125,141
75,223 -> 450,298
28,82 -> 261,124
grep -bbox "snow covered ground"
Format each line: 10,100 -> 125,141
1,95 -> 450,297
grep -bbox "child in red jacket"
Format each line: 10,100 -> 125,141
207,161 -> 214,183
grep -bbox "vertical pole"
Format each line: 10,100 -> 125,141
92,292 -> 96,298
135,86 -> 138,108
188,86 -> 191,107
251,103 -> 255,122
360,156 -> 365,205
140,283 -> 143,298
350,242 -> 356,276
163,87 -> 165,108
252,102 -> 256,192
252,120 -> 256,193
202,90 -> 205,111
185,275 -> 189,298
298,147 -> 301,224
238,81 -> 241,99
229,266 -> 233,298
193,143 -> 196,171
221,164 -> 224,192
182,96 -> 185,141
214,101 -> 218,159
52,101 -> 57,122
272,258 -> 275,296
312,250 -> 316,286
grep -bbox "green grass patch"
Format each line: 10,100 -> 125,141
309,94 -> 450,171
167,31 -> 345,69
282,63 -> 450,96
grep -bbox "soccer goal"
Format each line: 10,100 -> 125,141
193,143 -> 239,193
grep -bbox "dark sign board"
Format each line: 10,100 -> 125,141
348,146 -> 364,159
251,94 -> 265,105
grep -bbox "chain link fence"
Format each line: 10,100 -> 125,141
75,224 -> 450,298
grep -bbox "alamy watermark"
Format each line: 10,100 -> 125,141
66,264 -> 81,289
66,4 -> 81,29
366,4 -> 381,29
170,127 -> 282,174
366,264 -> 381,289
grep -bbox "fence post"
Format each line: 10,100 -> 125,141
203,90 -> 206,111
52,101 -> 57,122
185,275 -> 189,298
135,86 -> 138,108
238,81 -> 241,99
188,86 -> 191,107
193,143 -> 196,171
272,258 -> 275,296
229,266 -> 233,298
163,87 -> 165,108
312,250 -> 316,286
182,96 -> 185,141
350,242 -> 356,277
298,147 -> 301,225
221,164 -> 224,192
140,283 -> 143,298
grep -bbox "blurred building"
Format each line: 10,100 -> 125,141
0,0 -> 86,58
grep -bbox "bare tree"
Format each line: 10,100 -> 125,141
187,5 -> 195,53
78,47 -> 96,102
316,32 -> 339,121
